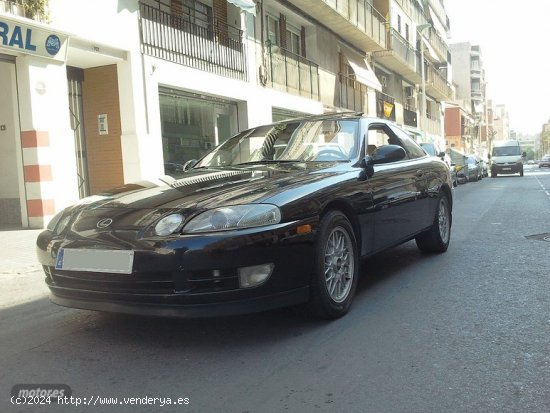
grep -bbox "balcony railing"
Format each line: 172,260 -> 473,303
323,0 -> 387,49
338,73 -> 368,112
265,43 -> 319,100
388,29 -> 416,71
403,107 -> 417,127
428,0 -> 448,29
424,114 -> 441,135
425,62 -> 452,100
139,1 -> 247,81
426,30 -> 449,62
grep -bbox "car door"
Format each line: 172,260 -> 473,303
365,123 -> 429,252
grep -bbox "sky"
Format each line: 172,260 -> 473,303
444,0 -> 550,134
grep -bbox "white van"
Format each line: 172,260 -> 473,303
488,140 -> 525,177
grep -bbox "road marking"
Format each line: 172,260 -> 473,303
534,176 -> 550,198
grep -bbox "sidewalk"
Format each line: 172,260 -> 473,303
0,228 -> 43,275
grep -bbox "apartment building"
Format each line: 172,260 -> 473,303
448,42 -> 488,155
372,0 -> 453,147
0,0 -> 452,229
493,104 -> 510,141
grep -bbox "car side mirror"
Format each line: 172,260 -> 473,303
438,151 -> 446,159
522,151 -> 527,157
370,145 -> 407,165
359,156 -> 375,179
487,154 -> 491,159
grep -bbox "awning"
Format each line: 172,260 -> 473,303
226,0 -> 256,15
344,54 -> 382,91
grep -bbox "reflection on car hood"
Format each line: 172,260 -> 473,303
71,163 -> 350,214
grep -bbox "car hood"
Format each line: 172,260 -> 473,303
63,163 -> 353,232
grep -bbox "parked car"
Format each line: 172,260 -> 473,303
420,142 -> 458,187
37,114 -> 453,320
539,155 -> 550,168
461,155 -> 481,182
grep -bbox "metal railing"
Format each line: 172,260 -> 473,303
139,1 -> 247,81
426,30 -> 448,62
323,0 -> 387,48
388,29 -> 416,71
338,73 -> 368,112
265,43 -> 319,100
425,62 -> 452,99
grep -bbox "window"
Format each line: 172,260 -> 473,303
398,15 -> 402,33
266,15 -> 279,46
286,29 -> 300,55
405,23 -> 409,41
173,0 -> 213,37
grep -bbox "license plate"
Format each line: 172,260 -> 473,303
55,248 -> 134,274
502,167 -> 511,171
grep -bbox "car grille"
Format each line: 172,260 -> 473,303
44,266 -> 240,295
45,266 -> 175,294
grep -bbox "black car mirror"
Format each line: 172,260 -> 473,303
487,154 -> 491,159
522,151 -> 527,158
370,145 -> 407,165
437,151 -> 446,158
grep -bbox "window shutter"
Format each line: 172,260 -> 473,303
301,26 -> 306,57
279,13 -> 287,49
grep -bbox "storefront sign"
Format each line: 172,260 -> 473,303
0,16 -> 68,61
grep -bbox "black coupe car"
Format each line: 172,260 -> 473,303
37,113 -> 453,319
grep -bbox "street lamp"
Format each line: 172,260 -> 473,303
417,23 -> 432,142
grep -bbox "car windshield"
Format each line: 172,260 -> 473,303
195,120 -> 359,168
492,146 -> 521,156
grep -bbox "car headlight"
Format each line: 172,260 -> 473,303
183,204 -> 281,233
155,213 -> 184,236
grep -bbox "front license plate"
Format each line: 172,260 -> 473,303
55,249 -> 134,274
502,168 -> 511,171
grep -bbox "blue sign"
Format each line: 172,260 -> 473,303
0,16 -> 67,61
45,34 -> 61,56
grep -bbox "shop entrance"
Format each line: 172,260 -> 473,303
0,55 -> 24,228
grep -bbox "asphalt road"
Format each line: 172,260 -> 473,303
1,165 -> 549,413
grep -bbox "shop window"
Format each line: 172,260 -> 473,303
159,91 -> 238,171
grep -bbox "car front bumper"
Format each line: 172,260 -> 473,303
37,220 -> 317,317
491,163 -> 522,174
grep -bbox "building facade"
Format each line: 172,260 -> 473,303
448,42 -> 488,156
1,0 -> 453,229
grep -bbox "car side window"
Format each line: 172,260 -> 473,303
390,125 -> 426,159
366,125 -> 409,161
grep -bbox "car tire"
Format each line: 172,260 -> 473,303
520,168 -> 524,177
308,210 -> 359,319
415,193 -> 451,253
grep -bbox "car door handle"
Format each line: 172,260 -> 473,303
415,170 -> 424,178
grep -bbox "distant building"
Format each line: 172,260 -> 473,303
448,42 -> 488,155
493,105 -> 511,140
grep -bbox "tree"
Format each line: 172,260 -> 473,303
23,0 -> 48,20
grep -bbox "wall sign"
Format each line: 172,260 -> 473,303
98,114 -> 108,136
0,16 -> 68,61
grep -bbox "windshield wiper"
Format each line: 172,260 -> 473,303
232,160 -> 303,166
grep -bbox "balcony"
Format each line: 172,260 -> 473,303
425,62 -> 452,101
290,0 -> 387,52
138,1 -> 248,81
428,0 -> 448,29
265,44 -> 320,101
373,29 -> 421,84
426,30 -> 449,63
338,73 -> 368,112
425,112 -> 441,135
403,106 -> 417,127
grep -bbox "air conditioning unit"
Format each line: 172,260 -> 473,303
379,75 -> 388,88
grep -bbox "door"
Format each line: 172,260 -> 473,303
67,67 -> 90,199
